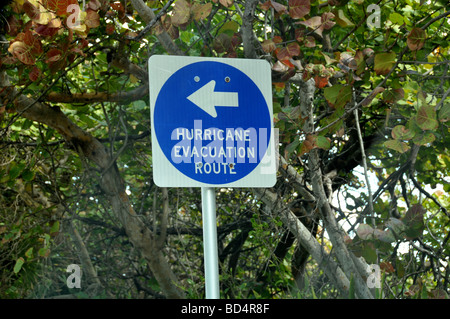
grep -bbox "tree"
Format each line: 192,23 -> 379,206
0,0 -> 449,299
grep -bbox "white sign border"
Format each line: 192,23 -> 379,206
149,55 -> 276,188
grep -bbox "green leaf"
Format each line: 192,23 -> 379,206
335,85 -> 352,109
361,242 -> 378,264
389,12 -> 404,25
50,220 -> 60,235
21,169 -> 35,181
9,162 -> 25,180
25,248 -> 34,259
218,20 -> 240,36
315,136 -> 331,150
14,257 -> 25,274
391,125 -> 414,140
385,139 -> 410,153
38,247 -> 50,257
374,52 -> 396,75
335,9 -> 354,28
285,138 -> 301,157
373,229 -> 396,243
324,84 -> 343,106
438,103 -> 450,122
413,131 -> 435,146
416,105 -> 438,130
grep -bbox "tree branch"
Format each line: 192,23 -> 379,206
301,77 -> 374,299
239,0 -> 259,59
45,85 -> 148,104
254,188 -> 351,297
130,0 -> 184,56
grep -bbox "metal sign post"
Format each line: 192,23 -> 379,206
201,187 -> 220,299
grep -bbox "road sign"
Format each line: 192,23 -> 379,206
149,55 -> 276,187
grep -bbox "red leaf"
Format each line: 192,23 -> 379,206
286,42 -> 300,56
85,9 -> 100,28
289,0 -> 310,19
192,3 -> 212,21
23,0 -> 40,21
273,36 -> 283,43
46,48 -> 63,63
261,39 -> 276,53
8,41 -> 35,65
87,0 -> 102,11
219,0 -> 234,8
298,16 -> 323,36
380,261 -> 395,273
374,52 -> 396,75
260,1 -> 272,10
29,66 -> 41,81
35,24 -> 59,37
276,42 -> 300,61
106,24 -> 115,35
261,0 -> 287,13
7,15 -> 21,37
110,1 -> 124,13
23,30 -> 42,54
171,0 -> 191,27
407,28 -> 426,51
46,0 -> 78,16
321,12 -> 335,30
314,75 -> 328,88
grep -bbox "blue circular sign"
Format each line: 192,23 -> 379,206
154,61 -> 271,185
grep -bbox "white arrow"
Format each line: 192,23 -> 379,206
187,80 -> 239,118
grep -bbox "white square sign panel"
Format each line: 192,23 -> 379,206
149,55 -> 276,187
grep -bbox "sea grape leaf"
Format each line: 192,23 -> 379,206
357,223 -> 374,240
391,125 -> 414,140
413,131 -> 435,146
261,39 -> 277,53
407,28 -> 426,51
438,103 -> 450,122
385,139 -> 410,153
416,104 -> 438,130
289,0 -> 310,19
374,52 -> 396,75
85,9 -> 100,28
172,0 -> 191,26
335,9 -> 354,27
403,204 -> 425,239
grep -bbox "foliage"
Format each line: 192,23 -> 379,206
0,0 -> 449,299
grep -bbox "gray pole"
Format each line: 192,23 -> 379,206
201,187 -> 220,299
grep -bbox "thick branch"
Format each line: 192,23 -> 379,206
45,85 -> 148,104
240,0 -> 259,59
302,77 -> 374,299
